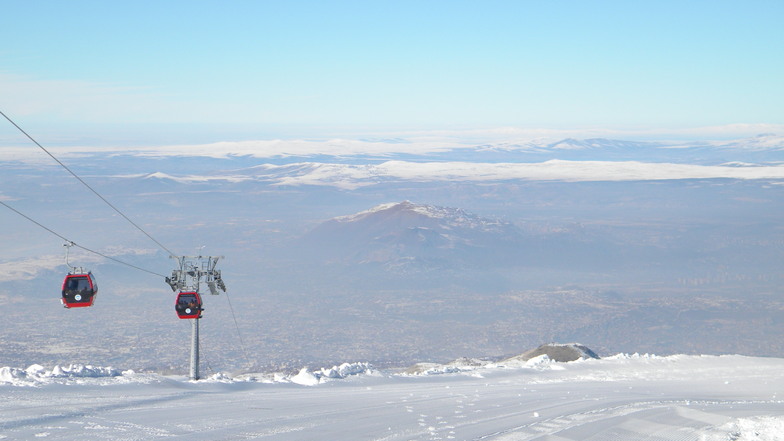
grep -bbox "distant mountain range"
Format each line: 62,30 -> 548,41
107,135 -> 784,190
444,134 -> 784,164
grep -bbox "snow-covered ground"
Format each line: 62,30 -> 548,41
2,354 -> 783,440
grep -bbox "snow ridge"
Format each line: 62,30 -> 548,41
0,362 -> 376,387
0,364 -> 124,386
2,355 -> 784,440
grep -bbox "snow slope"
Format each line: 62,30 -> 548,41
2,354 -> 783,440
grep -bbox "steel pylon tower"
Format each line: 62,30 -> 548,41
166,254 -> 226,380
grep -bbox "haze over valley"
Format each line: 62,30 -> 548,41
2,134 -> 783,372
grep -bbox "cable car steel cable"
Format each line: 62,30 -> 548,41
221,289 -> 252,368
0,109 -> 179,258
2,198 -> 249,365
2,112 -> 250,370
0,200 -> 167,278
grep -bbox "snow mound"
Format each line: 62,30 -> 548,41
316,362 -> 374,379
401,356 -> 497,375
701,416 -> 784,440
302,363 -> 373,384
290,368 -> 320,386
401,351 -> 591,376
230,362 -> 376,386
402,363 -> 472,376
291,362 -> 375,385
603,352 -> 662,360
0,364 -> 124,386
2,362 -> 377,387
523,354 -> 556,368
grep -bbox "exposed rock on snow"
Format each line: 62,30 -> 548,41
401,344 -> 600,375
504,343 -> 600,363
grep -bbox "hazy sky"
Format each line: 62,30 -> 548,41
1,0 -> 782,141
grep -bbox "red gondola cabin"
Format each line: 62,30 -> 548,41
175,291 -> 202,319
61,272 -> 98,308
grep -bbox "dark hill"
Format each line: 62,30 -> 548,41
505,343 -> 600,363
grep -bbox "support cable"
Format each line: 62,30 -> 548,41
0,200 -> 166,278
0,110 -> 178,257
223,290 -> 253,369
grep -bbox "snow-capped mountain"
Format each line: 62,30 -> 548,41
331,200 -> 509,233
481,134 -> 784,154
704,133 -> 784,151
83,134 -> 784,191
463,135 -> 784,164
298,201 -> 526,271
545,137 -> 655,151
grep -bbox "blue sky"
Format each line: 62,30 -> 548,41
1,0 -> 783,142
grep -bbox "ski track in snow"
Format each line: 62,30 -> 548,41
1,355 -> 784,440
